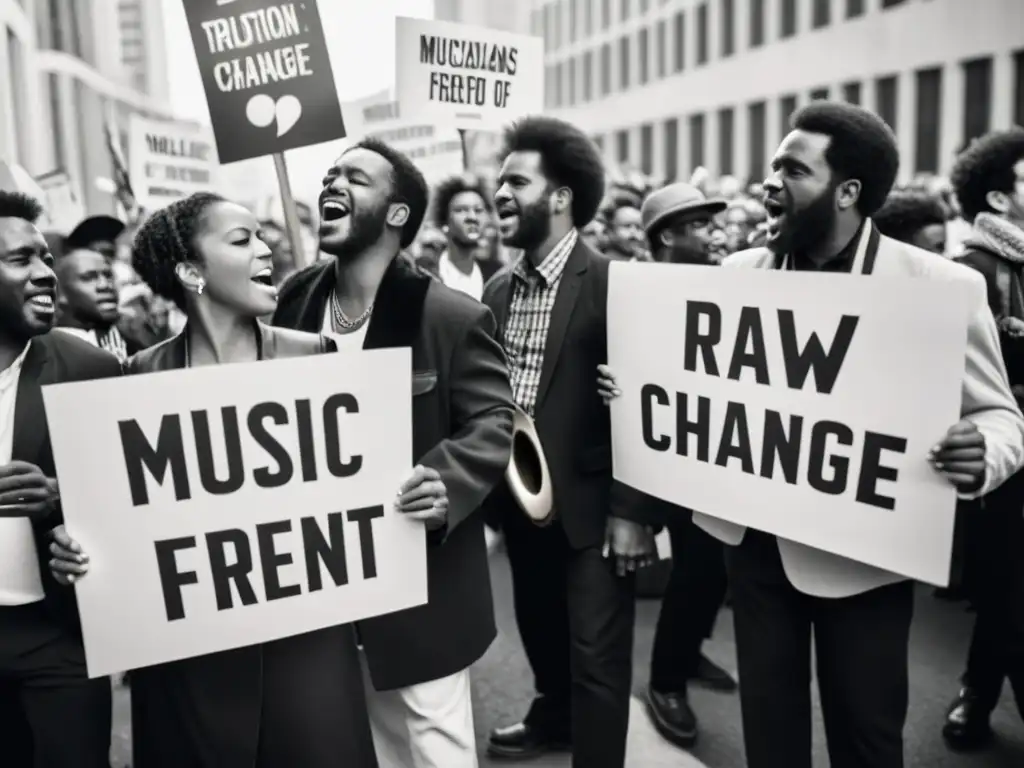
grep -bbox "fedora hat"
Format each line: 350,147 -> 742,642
641,182 -> 727,235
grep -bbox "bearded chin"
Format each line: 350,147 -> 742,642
790,189 -> 838,255
328,206 -> 389,261
507,199 -> 551,249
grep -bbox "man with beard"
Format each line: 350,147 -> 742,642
685,102 -> 1024,768
0,191 -> 120,767
482,116 -> 655,767
429,175 -> 503,300
53,247 -> 141,362
272,137 -> 513,768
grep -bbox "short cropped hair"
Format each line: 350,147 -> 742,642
0,191 -> 44,224
790,102 -> 900,217
500,116 -> 606,227
950,128 -> 1024,222
346,137 -> 428,248
431,175 -> 492,228
873,190 -> 948,244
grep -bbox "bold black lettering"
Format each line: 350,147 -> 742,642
248,402 -> 293,488
323,394 -> 363,478
419,35 -> 436,64
302,512 -> 348,591
727,306 -> 770,384
856,432 -> 907,510
205,529 -> 258,611
154,536 -> 198,622
714,401 -> 754,473
640,384 -> 670,451
807,420 -> 854,495
675,392 -> 711,461
256,520 -> 301,601
683,301 -> 722,375
294,399 -> 318,481
191,408 -> 244,496
777,311 -> 859,394
760,410 -> 803,484
347,505 -> 384,579
119,415 -> 191,505
508,46 -> 518,76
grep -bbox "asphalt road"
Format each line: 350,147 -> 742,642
110,550 -> 1024,767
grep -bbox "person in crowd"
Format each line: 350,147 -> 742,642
0,191 -> 119,768
481,116 -> 654,767
428,174 -> 503,299
272,137 -> 514,768
53,246 -> 143,361
602,198 -> 647,261
49,192 -> 381,768
413,225 -> 447,272
873,189 -> 949,255
941,127 -> 1024,751
65,214 -> 125,262
579,217 -> 608,253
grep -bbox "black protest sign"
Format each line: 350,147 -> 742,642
180,0 -> 345,164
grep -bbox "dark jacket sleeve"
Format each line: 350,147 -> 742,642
420,305 -> 514,542
958,248 -> 1024,389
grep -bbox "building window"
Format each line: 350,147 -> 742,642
568,57 -> 577,105
721,0 -> 735,57
616,129 -> 630,163
1014,49 -> 1024,129
584,0 -> 593,36
583,50 -> 594,101
689,113 -> 706,171
750,0 -> 765,48
963,57 -> 992,145
881,0 -> 906,7
842,81 -> 861,105
601,42 -> 612,95
780,94 -> 798,139
846,0 -> 865,17
639,27 -> 649,84
810,87 -> 829,101
544,65 -> 554,107
554,62 -> 564,107
542,5 -> 551,51
914,67 -> 942,174
641,123 -> 654,174
619,35 -> 630,89
812,0 -> 830,29
620,0 -> 630,22
640,0 -> 650,12
602,0 -> 611,29
780,0 -> 797,39
554,1 -> 563,50
748,101 -> 767,182
875,74 -> 898,131
665,117 -> 679,181
570,0 -> 578,42
696,3 -> 708,66
656,19 -> 667,78
6,30 -> 29,165
718,108 -> 735,175
673,12 -> 685,72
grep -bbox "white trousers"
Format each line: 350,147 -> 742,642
360,654 -> 478,768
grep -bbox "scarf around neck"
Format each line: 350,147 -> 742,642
965,212 -> 1024,264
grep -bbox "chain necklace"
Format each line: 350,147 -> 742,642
331,288 -> 374,331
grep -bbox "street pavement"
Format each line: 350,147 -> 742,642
110,550 -> 1024,767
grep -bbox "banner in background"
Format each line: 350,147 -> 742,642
128,116 -> 217,210
607,262 -> 974,585
395,17 -> 543,131
34,170 -> 85,235
43,349 -> 426,677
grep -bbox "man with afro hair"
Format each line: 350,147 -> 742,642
687,102 -> 1024,768
427,174 -> 502,298
873,189 -> 949,254
481,115 -> 654,766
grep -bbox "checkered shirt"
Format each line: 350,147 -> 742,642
502,229 -> 578,416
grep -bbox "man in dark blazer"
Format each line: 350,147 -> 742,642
273,137 -> 513,767
0,190 -> 120,767
481,116 -> 654,768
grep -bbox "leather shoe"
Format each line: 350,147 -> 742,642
646,686 -> 698,748
691,654 -> 738,692
942,687 -> 994,752
487,721 -> 570,760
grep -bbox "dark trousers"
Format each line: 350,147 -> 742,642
960,478 -> 1024,717
726,531 -> 914,768
0,603 -> 112,768
504,510 -> 636,768
649,510 -> 728,693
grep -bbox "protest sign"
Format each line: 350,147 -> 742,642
180,0 -> 345,163
128,115 -> 217,209
395,17 -> 543,131
607,262 -> 975,585
34,170 -> 85,235
43,348 -> 425,677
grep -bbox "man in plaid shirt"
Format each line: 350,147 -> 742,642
482,116 -> 654,768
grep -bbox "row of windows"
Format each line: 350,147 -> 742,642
532,0 -> 908,56
593,50 -> 1024,183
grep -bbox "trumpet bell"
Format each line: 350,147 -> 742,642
506,405 -> 554,526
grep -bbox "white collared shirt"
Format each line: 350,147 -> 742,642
0,343 -> 45,605
437,250 -> 484,302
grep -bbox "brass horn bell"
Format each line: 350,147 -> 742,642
506,404 -> 554,526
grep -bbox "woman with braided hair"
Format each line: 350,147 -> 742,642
47,193 -> 379,767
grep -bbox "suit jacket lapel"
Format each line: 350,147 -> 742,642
535,242 -> 588,411
363,258 -> 431,351
292,262 -> 336,333
12,340 -> 54,466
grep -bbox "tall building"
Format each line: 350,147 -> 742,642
444,0 -> 1024,183
114,0 -> 171,101
0,0 -> 178,223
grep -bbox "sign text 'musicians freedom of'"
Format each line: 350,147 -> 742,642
180,0 -> 345,163
607,262 -> 975,585
42,349 -> 425,677
395,17 -> 543,131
